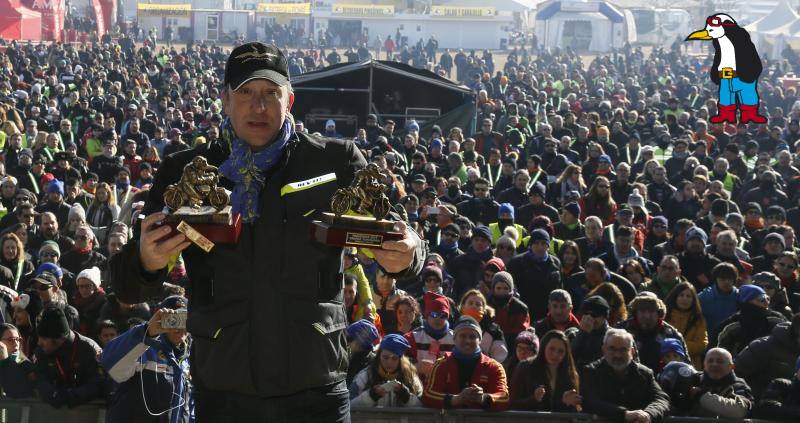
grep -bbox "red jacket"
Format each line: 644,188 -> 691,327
422,352 -> 510,411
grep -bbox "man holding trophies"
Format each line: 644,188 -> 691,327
110,42 -> 424,422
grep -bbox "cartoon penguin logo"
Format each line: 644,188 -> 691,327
686,14 -> 767,124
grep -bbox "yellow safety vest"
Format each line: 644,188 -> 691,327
489,222 -> 526,247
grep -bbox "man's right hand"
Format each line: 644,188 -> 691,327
139,212 -> 191,272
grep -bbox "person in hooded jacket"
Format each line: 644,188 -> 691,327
677,227 -> 722,292
101,296 -> 192,423
487,271 -> 529,353
618,293 -> 688,373
449,226 -> 494,302
507,229 -> 561,321
735,314 -> 800,398
753,357 -> 800,421
717,284 -> 787,356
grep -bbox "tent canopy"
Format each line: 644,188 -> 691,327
744,0 -> 799,33
0,0 -> 41,41
291,60 -> 475,135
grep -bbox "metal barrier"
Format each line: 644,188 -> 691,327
0,400 -> 778,423
350,407 -> 778,423
0,399 -> 105,423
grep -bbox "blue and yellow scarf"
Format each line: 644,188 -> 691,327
219,118 -> 294,223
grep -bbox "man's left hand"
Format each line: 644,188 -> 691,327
372,221 -> 416,274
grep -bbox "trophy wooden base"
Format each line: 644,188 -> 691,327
164,206 -> 242,244
311,213 -> 404,247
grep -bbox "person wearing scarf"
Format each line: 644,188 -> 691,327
717,285 -> 787,356
744,202 -> 765,235
422,316 -> 510,411
687,348 -> 754,418
405,292 -> 454,384
449,226 -> 494,302
433,223 -> 462,265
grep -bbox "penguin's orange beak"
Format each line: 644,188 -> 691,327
686,30 -> 711,41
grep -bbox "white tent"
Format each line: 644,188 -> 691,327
534,0 -> 633,52
744,0 -> 799,33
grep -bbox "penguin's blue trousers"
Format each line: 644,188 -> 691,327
718,77 -> 759,106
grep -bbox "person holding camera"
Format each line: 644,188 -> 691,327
683,348 -> 753,418
100,296 -> 192,423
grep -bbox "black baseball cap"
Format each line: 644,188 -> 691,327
224,42 -> 289,90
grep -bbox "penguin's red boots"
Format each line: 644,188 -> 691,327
739,104 -> 767,123
710,104 -> 736,123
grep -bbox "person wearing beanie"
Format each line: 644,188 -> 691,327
505,327 -> 539,377
405,291 -> 455,384
34,305 -> 104,408
457,289 -> 507,364
508,227 -> 561,320
422,316 -> 510,411
717,283 -> 787,356
659,337 -> 689,367
553,201 -> 585,241
416,266 -> 460,326
566,295 -> 611,367
677,226 -> 722,291
35,179 -> 71,229
489,203 -> 527,248
751,233 -> 788,274
516,181 -> 560,227
433,222 -> 464,265
100,294 -> 192,422
72,267 -> 107,337
345,319 -> 380,386
349,333 -> 423,408
449,225 -> 495,302
488,271 -> 531,348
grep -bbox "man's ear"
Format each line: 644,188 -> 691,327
287,91 -> 295,113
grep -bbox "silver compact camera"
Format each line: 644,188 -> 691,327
161,309 -> 188,330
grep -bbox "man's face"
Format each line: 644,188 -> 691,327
454,330 -> 479,355
636,308 -> 660,330
549,300 -> 571,322
427,312 -> 448,331
473,183 -> 489,199
343,283 -> 356,308
657,259 -> 679,281
765,239 -> 784,255
74,228 -> 92,250
107,236 -> 125,256
471,236 -> 491,253
716,236 -> 736,256
531,239 -> 548,256
35,282 -> 56,303
514,173 -> 530,191
686,238 -> 705,255
653,168 -> 666,183
603,336 -> 633,371
222,79 -> 294,149
99,328 -> 118,347
704,351 -> 733,380
615,235 -> 633,254
41,214 -> 58,237
37,336 -> 64,355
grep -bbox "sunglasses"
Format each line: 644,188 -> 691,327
429,311 -> 448,319
40,251 -> 58,258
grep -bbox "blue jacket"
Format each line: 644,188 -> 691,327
699,284 -> 739,342
100,323 -> 193,423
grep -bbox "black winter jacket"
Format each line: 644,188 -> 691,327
580,358 -> 671,422
110,133 -> 424,397
735,322 -> 800,398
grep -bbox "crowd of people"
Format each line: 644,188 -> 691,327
0,25 -> 798,422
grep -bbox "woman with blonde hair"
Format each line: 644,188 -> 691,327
458,289 -> 508,363
86,182 -> 120,230
0,233 -> 33,291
